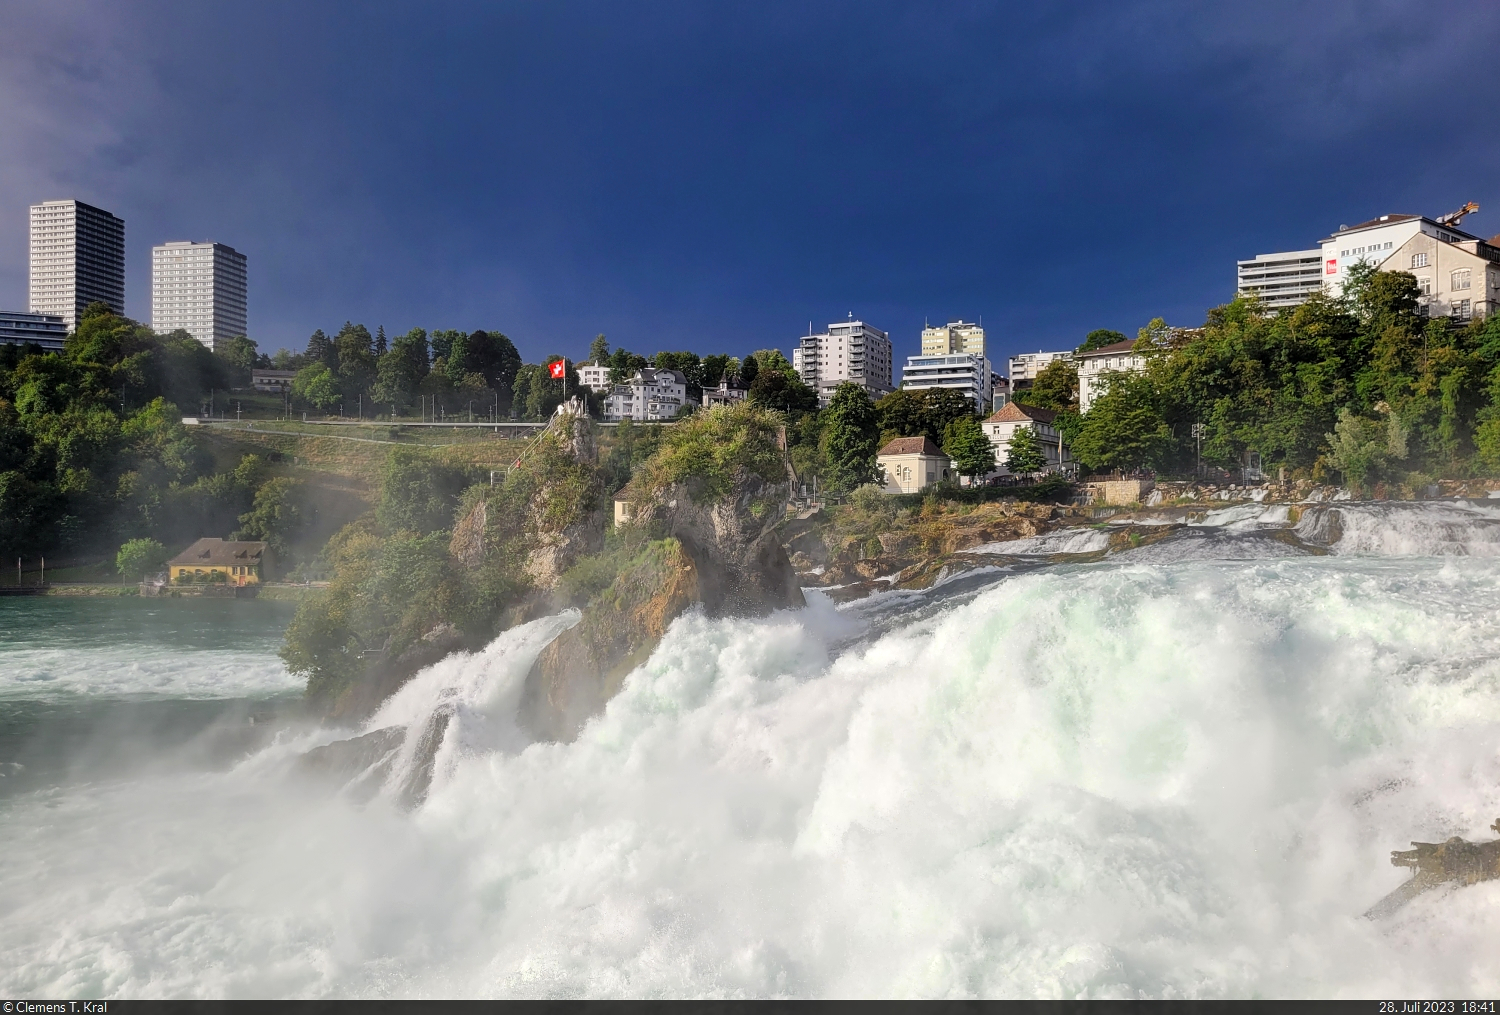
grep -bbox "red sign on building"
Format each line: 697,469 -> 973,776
1326,259 -> 1338,275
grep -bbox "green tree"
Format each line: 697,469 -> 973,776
943,416 -> 997,479
740,353 -> 760,386
372,327 -> 429,413
821,382 -> 880,491
292,363 -> 341,412
215,336 -> 261,385
1024,360 -> 1079,411
333,322 -> 376,406
376,448 -> 469,533
116,537 -> 166,581
1324,408 -> 1408,492
589,334 -> 610,365
305,329 -> 335,369
748,367 -> 818,416
233,477 -> 308,556
875,388 -> 976,444
1002,425 -> 1047,476
1078,329 -> 1129,353
1071,372 -> 1171,472
429,329 -> 464,362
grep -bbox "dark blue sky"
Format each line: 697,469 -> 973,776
3,1 -> 1498,370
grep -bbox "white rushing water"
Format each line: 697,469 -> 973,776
5,504 -> 1500,998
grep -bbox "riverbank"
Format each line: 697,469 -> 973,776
5,581 -> 328,600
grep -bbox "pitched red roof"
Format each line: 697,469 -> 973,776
877,436 -> 944,457
984,401 -> 1057,424
1077,339 -> 1138,358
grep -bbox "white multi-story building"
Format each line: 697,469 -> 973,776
603,367 -> 693,421
151,241 -> 247,351
981,402 -> 1071,477
1319,210 -> 1485,297
920,320 -> 985,357
0,311 -> 68,351
793,318 -> 894,406
29,199 -> 125,329
1077,339 -> 1147,413
578,363 -> 613,391
1236,249 -> 1324,308
900,353 -> 992,408
1008,349 -> 1073,390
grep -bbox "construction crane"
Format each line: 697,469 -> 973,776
1436,201 -> 1479,228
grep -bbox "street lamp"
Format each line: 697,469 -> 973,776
1190,423 -> 1205,478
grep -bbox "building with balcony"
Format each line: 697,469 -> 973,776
981,402 -> 1071,477
29,199 -> 125,329
151,241 -> 248,351
1007,349 -> 1073,393
0,311 -> 67,351
920,320 -> 985,357
1236,249 -> 1324,308
900,353 -> 992,408
602,367 -> 693,421
793,318 -> 894,406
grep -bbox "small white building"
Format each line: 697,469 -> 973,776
877,436 -> 953,493
1076,339 -> 1146,413
251,368 -> 296,393
603,367 -> 694,422
702,380 -> 748,408
900,353 -> 992,409
578,363 -> 613,392
982,402 -> 1071,476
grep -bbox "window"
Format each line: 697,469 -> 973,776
1417,278 -> 1432,296
1452,269 -> 1472,291
1454,299 -> 1472,322
1412,252 -> 1429,268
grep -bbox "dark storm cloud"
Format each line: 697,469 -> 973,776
2,1 -> 1497,367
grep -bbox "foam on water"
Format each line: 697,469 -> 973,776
970,528 -> 1112,556
0,645 -> 300,700
6,552 -> 1500,997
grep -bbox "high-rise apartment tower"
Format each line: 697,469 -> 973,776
920,320 -> 985,357
792,318 -> 894,407
29,200 -> 126,329
151,241 -> 248,350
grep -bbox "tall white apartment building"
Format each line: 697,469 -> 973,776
1236,250 -> 1324,308
151,241 -> 248,350
578,363 -> 613,392
920,320 -> 985,357
29,199 -> 125,329
900,353 -> 992,408
792,318 -> 894,407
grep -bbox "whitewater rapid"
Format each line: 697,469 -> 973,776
5,503 -> 1500,997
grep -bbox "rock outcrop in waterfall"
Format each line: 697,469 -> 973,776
518,401 -> 804,741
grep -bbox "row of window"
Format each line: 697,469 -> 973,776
1341,241 -> 1394,257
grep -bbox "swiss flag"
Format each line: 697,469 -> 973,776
548,360 -> 566,379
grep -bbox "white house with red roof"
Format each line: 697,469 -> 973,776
981,401 -> 1071,477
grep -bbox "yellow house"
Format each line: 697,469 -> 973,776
168,538 -> 274,585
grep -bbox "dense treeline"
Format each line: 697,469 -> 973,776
0,303 -> 339,564
1019,266 -> 1500,489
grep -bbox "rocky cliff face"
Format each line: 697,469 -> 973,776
517,539 -> 699,742
519,408 -> 806,741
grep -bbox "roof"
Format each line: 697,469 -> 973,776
877,436 -> 945,457
168,538 -> 269,567
1076,339 -> 1138,358
1322,213 -> 1480,243
984,402 -> 1057,424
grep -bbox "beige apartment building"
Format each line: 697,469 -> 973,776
1384,231 -> 1500,325
920,320 -> 985,356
